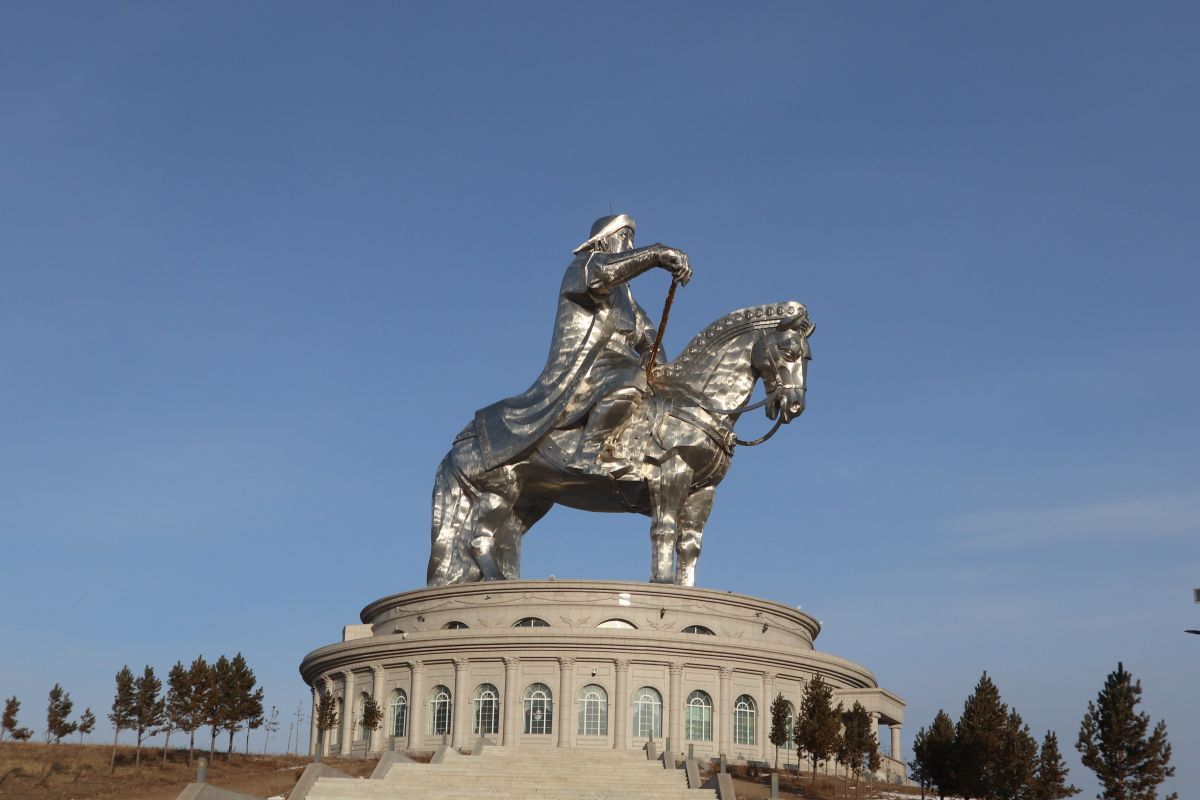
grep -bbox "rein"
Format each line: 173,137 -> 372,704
646,286 -> 789,448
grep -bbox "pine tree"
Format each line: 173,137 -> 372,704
207,656 -> 231,760
911,710 -> 957,800
108,666 -> 136,772
45,683 -> 78,744
955,672 -> 1008,799
794,675 -> 842,788
77,708 -> 96,745
183,656 -> 210,766
994,708 -> 1037,800
223,653 -> 263,760
162,661 -> 189,766
1032,731 -> 1078,800
315,690 -> 339,760
2,696 -> 34,747
838,702 -> 880,793
1077,662 -> 1176,800
360,696 -> 383,747
768,693 -> 792,770
132,665 -> 165,767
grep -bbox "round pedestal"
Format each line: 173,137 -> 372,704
299,580 -> 905,773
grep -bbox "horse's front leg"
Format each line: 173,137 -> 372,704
648,454 -> 693,583
676,486 -> 715,587
468,468 -> 521,581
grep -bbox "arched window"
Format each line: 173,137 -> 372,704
389,689 -> 408,738
685,690 -> 713,741
632,687 -> 663,738
355,692 -> 370,741
681,625 -> 715,635
596,619 -> 637,629
576,684 -> 608,736
733,695 -> 757,745
523,683 -> 553,735
473,684 -> 500,735
428,685 -> 452,735
777,700 -> 796,753
513,617 -> 550,627
442,620 -> 469,630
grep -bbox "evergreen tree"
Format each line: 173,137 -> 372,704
994,708 -> 1037,800
838,702 -> 880,793
45,683 -> 78,744
768,693 -> 792,770
912,710 -> 958,800
794,675 -> 842,788
315,690 -> 339,760
77,707 -> 96,746
207,655 -> 231,760
360,696 -> 383,746
1077,662 -> 1176,800
108,666 -> 136,772
224,653 -> 263,759
132,665 -> 165,767
1032,731 -> 1078,800
955,672 -> 1008,799
183,656 -> 210,766
2,696 -> 34,747
162,661 -> 189,766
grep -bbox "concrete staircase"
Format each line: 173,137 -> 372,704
305,746 -> 717,800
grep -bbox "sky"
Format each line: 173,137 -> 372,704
1,1 -> 1197,795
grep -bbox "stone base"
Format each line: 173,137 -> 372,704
299,580 -> 906,779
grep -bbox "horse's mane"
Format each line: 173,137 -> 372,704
657,301 -> 808,382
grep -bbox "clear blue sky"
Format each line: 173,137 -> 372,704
2,2 -> 1196,794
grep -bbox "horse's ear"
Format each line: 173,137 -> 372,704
805,321 -> 816,337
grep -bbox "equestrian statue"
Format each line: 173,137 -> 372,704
427,214 -> 814,587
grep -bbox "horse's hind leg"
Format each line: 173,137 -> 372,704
648,454 -> 693,584
675,486 -> 715,587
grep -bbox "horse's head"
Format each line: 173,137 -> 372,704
752,311 -> 814,424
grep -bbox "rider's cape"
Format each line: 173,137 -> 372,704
474,251 -> 654,471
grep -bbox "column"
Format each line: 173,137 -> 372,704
761,672 -> 776,763
452,658 -> 468,748
408,661 -> 425,750
890,724 -> 902,760
309,684 -> 320,757
340,671 -> 355,755
369,664 -> 386,754
668,663 -> 683,758
557,657 -> 575,748
320,676 -> 333,757
718,667 -> 733,758
502,657 -> 520,746
869,711 -> 881,745
613,659 -> 630,750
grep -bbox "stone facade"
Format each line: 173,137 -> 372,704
299,580 -> 906,780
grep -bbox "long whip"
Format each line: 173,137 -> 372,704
645,277 -> 679,385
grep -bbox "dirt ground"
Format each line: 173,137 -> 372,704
0,742 -> 376,800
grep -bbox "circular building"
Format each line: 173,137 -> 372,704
299,579 -> 907,781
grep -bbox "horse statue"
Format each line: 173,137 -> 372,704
426,301 -> 814,587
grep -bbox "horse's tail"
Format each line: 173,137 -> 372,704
426,453 -> 476,586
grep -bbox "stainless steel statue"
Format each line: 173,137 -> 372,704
427,214 -> 813,587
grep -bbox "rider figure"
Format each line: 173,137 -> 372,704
472,214 -> 692,477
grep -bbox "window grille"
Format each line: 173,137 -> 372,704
632,686 -> 663,738
442,620 -> 469,630
473,684 -> 500,735
681,625 -> 715,635
389,690 -> 408,738
733,695 -> 757,745
685,690 -> 713,741
523,683 -> 553,735
513,617 -> 550,627
428,686 -> 452,736
576,684 -> 608,736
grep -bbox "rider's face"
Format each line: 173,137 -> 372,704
602,227 -> 634,254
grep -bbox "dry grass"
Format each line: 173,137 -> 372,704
0,741 -> 376,800
725,765 -> 925,800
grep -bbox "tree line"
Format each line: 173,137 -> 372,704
1,653 -> 266,774
909,663 -> 1175,800
765,675 -> 882,796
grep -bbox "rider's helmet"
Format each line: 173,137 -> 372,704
573,213 -> 637,255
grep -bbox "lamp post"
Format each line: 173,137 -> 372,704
1189,588 -> 1199,635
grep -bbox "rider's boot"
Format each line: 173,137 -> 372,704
579,387 -> 642,478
